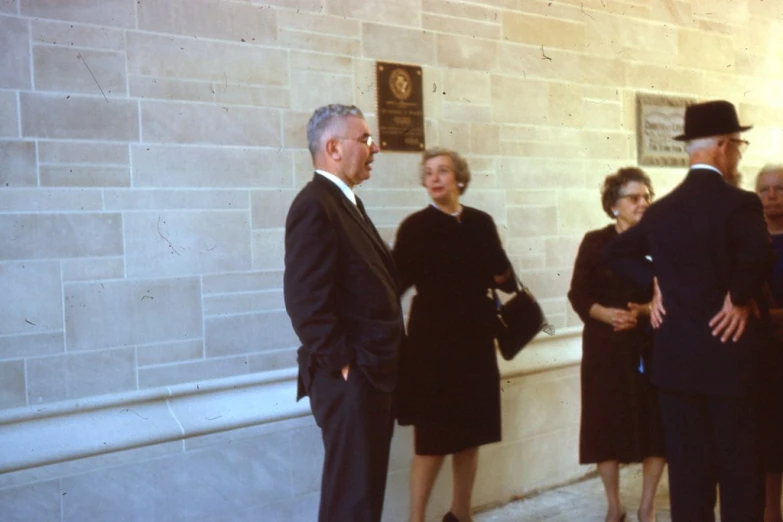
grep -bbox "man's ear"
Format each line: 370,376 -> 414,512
716,134 -> 732,153
325,138 -> 341,161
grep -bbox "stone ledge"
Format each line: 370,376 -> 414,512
0,329 -> 581,475
499,327 -> 581,378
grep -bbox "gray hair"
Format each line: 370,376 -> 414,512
306,104 -> 365,158
600,167 -> 654,219
756,164 -> 783,189
419,147 -> 471,195
758,164 -> 783,177
686,136 -> 720,154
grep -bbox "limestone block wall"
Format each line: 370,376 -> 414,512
1,0 -> 782,413
0,333 -> 585,522
1,0 -> 783,519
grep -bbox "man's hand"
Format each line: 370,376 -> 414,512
627,302 -> 650,317
708,293 -> 754,343
650,277 -> 666,329
341,364 -> 350,381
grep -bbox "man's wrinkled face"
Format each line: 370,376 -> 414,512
332,116 -> 380,188
718,133 -> 747,186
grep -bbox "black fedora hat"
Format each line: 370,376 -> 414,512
673,100 -> 752,141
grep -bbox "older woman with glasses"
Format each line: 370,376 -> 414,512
756,165 -> 783,522
393,147 -> 516,522
568,167 -> 666,522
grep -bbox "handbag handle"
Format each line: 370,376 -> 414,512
492,278 -> 556,336
491,272 -> 524,309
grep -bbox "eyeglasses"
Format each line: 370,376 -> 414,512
338,135 -> 375,148
617,193 -> 653,204
728,138 -> 750,153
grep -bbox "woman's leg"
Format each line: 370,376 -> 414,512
597,460 -> 624,521
449,447 -> 479,521
638,456 -> 666,522
410,453 -> 446,522
765,472 -> 783,522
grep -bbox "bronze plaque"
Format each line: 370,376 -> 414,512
376,62 -> 425,152
636,93 -> 696,167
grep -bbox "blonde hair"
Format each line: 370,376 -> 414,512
419,148 -> 471,195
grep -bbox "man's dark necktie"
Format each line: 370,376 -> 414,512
355,196 -> 370,222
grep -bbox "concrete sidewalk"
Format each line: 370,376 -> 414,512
474,464 -> 673,522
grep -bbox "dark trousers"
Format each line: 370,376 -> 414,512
308,367 -> 394,522
658,388 -> 764,522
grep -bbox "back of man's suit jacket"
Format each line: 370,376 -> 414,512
284,174 -> 404,400
609,168 -> 773,396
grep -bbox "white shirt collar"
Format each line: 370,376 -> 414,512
690,164 -> 723,176
315,169 -> 357,205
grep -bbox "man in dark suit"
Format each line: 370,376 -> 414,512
284,104 -> 404,522
608,100 -> 774,521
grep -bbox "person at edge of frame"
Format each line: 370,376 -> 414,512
607,99 -> 774,522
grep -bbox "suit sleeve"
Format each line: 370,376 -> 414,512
727,192 -> 774,306
568,232 -> 600,322
605,220 -> 655,292
283,196 -> 353,372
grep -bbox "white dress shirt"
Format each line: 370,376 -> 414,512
315,169 -> 357,206
690,163 -> 723,176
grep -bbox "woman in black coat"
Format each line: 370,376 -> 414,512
567,167 -> 666,522
755,165 -> 783,522
393,148 -> 515,522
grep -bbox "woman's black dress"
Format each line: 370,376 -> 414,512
392,205 -> 512,456
568,224 -> 665,464
762,233 -> 783,472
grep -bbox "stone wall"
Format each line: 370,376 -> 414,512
0,333 -> 584,522
1,0 -> 782,411
1,0 -> 782,520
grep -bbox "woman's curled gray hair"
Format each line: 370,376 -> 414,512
600,167 -> 653,219
419,147 -> 471,195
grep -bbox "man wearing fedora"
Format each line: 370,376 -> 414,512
609,100 -> 774,521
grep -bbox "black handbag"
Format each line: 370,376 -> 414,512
493,281 -> 554,361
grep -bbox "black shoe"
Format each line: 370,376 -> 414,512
442,513 -> 459,522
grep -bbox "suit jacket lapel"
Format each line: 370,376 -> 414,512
338,196 -> 395,266
312,174 -> 397,284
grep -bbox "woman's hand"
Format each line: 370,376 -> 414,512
611,308 -> 639,332
589,303 -> 638,331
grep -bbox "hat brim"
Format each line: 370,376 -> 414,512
673,124 -> 753,141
